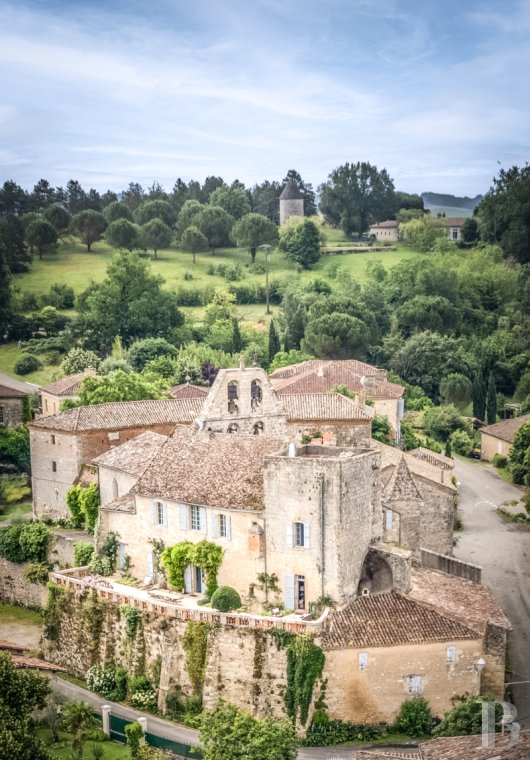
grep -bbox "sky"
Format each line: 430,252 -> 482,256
0,0 -> 529,197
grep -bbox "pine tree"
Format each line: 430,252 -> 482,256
232,318 -> 243,353
486,372 -> 497,424
268,320 -> 280,363
472,371 -> 486,421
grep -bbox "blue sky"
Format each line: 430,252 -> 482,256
1,0 -> 529,196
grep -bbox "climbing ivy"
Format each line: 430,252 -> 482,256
43,581 -> 71,642
269,628 -> 295,650
120,604 -> 142,640
183,621 -> 209,696
81,592 -> 106,663
161,540 -> 224,598
66,483 -> 100,531
285,635 -> 325,726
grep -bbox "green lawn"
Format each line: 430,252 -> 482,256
0,501 -> 32,522
0,341 -> 60,385
36,729 -> 129,759
0,602 -> 43,624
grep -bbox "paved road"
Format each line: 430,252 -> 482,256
453,458 -> 530,727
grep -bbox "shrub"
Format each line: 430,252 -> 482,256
434,694 -> 501,737
210,585 -> 241,612
492,453 -> 508,469
42,283 -> 75,309
25,561 -> 50,584
304,719 -> 382,746
74,541 -> 95,567
449,430 -> 474,457
86,665 -> 118,696
0,522 -> 25,562
393,697 -> 433,737
14,354 -> 42,375
19,521 -> 50,563
424,404 -> 469,441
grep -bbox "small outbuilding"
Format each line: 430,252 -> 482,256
479,413 -> 530,461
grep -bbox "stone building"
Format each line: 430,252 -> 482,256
479,413 -> 530,461
39,368 -> 96,417
368,220 -> 399,242
29,399 -> 202,519
279,178 -> 304,225
0,371 -> 39,429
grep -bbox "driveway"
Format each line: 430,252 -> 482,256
453,458 -> 530,727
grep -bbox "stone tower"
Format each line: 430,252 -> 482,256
279,178 -> 304,225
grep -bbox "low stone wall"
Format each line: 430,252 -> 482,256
421,549 -> 482,583
0,557 -> 48,608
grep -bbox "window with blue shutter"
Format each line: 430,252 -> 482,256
210,512 -> 218,539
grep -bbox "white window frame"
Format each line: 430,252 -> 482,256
190,505 -> 201,531
156,501 -> 165,526
294,521 -> 305,547
219,514 -> 227,538
446,645 -> 457,664
385,509 -> 393,530
408,675 -> 424,694
358,652 -> 368,671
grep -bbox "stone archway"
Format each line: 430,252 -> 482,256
357,549 -> 393,597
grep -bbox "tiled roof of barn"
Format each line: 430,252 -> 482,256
479,413 -> 530,444
100,493 -> 136,513
321,591 -> 477,650
270,359 -> 384,380
93,431 -> 168,476
41,372 -> 90,396
134,427 -> 284,510
29,398 -> 202,432
409,567 -> 511,634
420,731 -> 530,759
375,441 -> 456,493
169,383 -> 209,399
270,362 -> 404,399
280,393 -> 373,421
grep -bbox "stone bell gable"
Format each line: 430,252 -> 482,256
197,362 -> 287,438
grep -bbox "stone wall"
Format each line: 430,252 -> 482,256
285,420 -> 371,447
482,623 -> 507,698
480,433 -> 510,461
0,397 -> 25,428
280,198 -> 304,225
420,549 -> 482,583
0,558 -> 48,608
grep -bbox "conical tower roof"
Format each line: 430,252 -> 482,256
280,178 -> 304,201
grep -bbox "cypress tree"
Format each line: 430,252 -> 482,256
444,438 -> 452,458
472,371 -> 486,421
231,318 -> 242,353
486,372 -> 497,424
268,320 -> 280,363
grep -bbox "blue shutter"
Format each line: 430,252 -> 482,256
284,574 -> 295,610
225,515 -> 231,541
150,502 -> 156,526
210,512 -> 218,539
199,507 -> 207,534
179,504 -> 187,531
303,523 -> 311,549
286,523 -> 293,548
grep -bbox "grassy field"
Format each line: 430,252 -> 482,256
36,729 -> 129,759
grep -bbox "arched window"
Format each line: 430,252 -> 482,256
253,421 -> 264,435
227,380 -> 239,412
250,379 -> 263,410
112,478 -> 119,500
227,423 -> 239,434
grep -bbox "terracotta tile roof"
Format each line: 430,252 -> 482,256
409,448 -> 454,470
270,359 -> 385,380
0,371 -> 40,396
369,220 -> 399,229
409,567 -> 511,634
384,456 -> 423,502
441,217 -> 467,226
93,431 -> 168,476
374,441 -> 456,493
271,362 -> 403,399
134,427 -> 284,510
420,731 -> 530,759
480,414 -> 530,444
321,591 -> 478,650
100,493 -> 136,513
41,371 -> 93,397
12,654 -> 67,672
29,399 -> 203,432
281,393 -> 373,422
357,752 -> 418,760
169,383 -> 209,399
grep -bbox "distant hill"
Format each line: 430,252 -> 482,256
422,192 -> 483,212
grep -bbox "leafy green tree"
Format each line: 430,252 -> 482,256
180,225 -> 208,263
319,161 -> 396,234
231,213 -> 279,264
43,204 -> 70,235
210,185 -> 250,220
400,216 -> 448,252
268,320 -> 281,363
434,694 -> 501,737
74,251 -> 184,351
61,347 -> 100,374
232,319 -> 243,353
279,218 -> 320,268
0,650 -> 52,760
424,404 -> 469,441
199,701 -> 297,760
127,337 -> 177,371
302,312 -> 370,359
486,372 -> 497,424
508,421 -> 530,485
0,240 -> 15,338
372,414 -> 393,444
393,697 -> 433,738
197,205 -> 234,253
514,372 -> 530,402
449,429 -> 474,456
250,180 -> 281,223
70,210 -> 107,252
25,218 -> 58,259
439,373 -> 473,409
72,370 -> 170,405
0,426 -> 31,471
61,700 -> 99,760
387,331 -> 463,399
134,199 -> 174,227
0,214 -> 32,272
176,199 -> 204,237
105,218 -> 139,251
396,295 -> 459,336
461,216 -> 479,244
103,201 -> 133,223
472,371 -> 486,420
477,164 -> 530,263
140,218 -> 173,258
